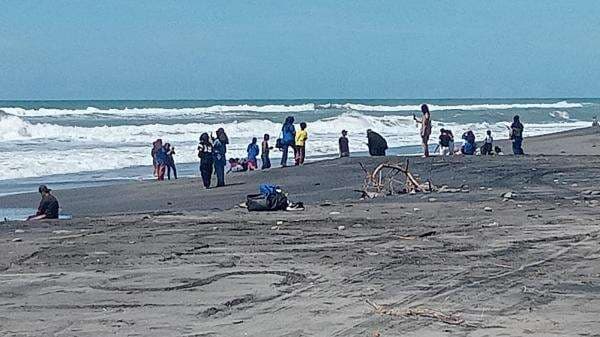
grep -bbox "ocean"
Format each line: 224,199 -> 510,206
1,98 -> 598,195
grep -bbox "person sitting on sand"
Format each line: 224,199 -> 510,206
510,115 -> 524,155
228,158 -> 248,173
494,146 -> 504,155
280,116 -> 296,167
295,122 -> 308,166
261,134 -> 273,169
339,130 -> 350,157
154,139 -> 168,180
212,128 -> 229,187
164,143 -> 177,180
367,129 -> 388,156
481,130 -> 493,155
27,185 -> 59,220
461,131 -> 477,155
413,104 -> 432,157
247,137 -> 260,170
438,128 -> 453,156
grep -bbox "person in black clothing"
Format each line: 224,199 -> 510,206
366,129 -> 388,156
27,185 -> 59,220
164,143 -> 177,180
339,130 -> 350,157
197,133 -> 214,189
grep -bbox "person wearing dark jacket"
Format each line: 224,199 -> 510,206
27,185 -> 59,220
213,128 -> 229,187
339,130 -> 350,157
510,115 -> 524,155
280,116 -> 296,167
198,133 -> 213,189
367,129 -> 388,156
164,143 -> 177,179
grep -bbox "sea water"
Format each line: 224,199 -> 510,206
1,99 -> 598,195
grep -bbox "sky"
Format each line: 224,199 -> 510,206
0,0 -> 599,100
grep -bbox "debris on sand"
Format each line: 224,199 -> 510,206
484,207 -> 493,212
358,160 -> 435,198
366,299 -> 465,325
12,237 -> 22,242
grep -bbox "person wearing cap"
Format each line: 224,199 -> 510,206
27,185 -> 59,220
339,130 -> 350,157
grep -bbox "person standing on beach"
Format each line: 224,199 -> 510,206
413,104 -> 432,157
197,133 -> 213,189
154,139 -> 168,180
213,128 -> 229,187
510,115 -> 524,155
295,122 -> 308,165
261,134 -> 272,169
280,116 -> 296,167
367,129 -> 388,156
27,185 -> 59,220
247,137 -> 259,170
339,130 -> 350,157
151,139 -> 161,176
164,143 -> 177,179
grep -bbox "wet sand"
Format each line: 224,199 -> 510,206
1,127 -> 600,336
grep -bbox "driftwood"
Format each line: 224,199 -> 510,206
366,299 -> 465,325
359,160 -> 435,198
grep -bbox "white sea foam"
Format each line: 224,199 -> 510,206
0,110 -> 590,180
0,101 -> 585,118
549,110 -> 571,120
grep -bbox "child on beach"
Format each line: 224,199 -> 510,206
339,130 -> 350,157
247,137 -> 259,170
261,134 -> 273,169
164,143 -> 177,179
294,122 -> 308,165
481,130 -> 493,155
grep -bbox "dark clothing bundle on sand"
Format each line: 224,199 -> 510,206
247,184 -> 289,212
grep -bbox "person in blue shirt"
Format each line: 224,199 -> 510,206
212,128 -> 229,187
247,137 -> 260,170
154,139 -> 169,180
280,116 -> 296,167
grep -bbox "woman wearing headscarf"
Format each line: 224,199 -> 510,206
510,115 -> 524,155
197,133 -> 213,189
280,116 -> 296,167
212,128 -> 229,187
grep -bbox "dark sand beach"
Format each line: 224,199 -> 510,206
2,127 -> 600,336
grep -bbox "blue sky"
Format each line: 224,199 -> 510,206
1,0 -> 599,99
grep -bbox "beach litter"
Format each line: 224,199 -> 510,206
12,237 -> 22,242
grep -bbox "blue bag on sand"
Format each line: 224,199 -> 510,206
260,184 -> 279,197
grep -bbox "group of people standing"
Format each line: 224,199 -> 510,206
151,139 -> 177,180
150,104 -> 527,189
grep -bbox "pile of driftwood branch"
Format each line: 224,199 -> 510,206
366,299 -> 465,325
358,160 -> 434,199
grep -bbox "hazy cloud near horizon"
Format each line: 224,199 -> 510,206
1,0 -> 599,100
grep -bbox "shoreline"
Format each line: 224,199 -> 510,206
2,126 -> 597,198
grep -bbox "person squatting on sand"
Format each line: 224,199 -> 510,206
213,128 -> 229,187
164,143 -> 177,179
461,130 -> 477,155
295,122 -> 308,166
247,137 -> 259,170
414,104 -> 432,157
339,130 -> 350,157
197,133 -> 214,189
261,134 -> 273,169
438,128 -> 453,156
510,115 -> 525,155
280,116 -> 296,167
367,129 -> 388,156
481,130 -> 494,155
27,185 -> 59,220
